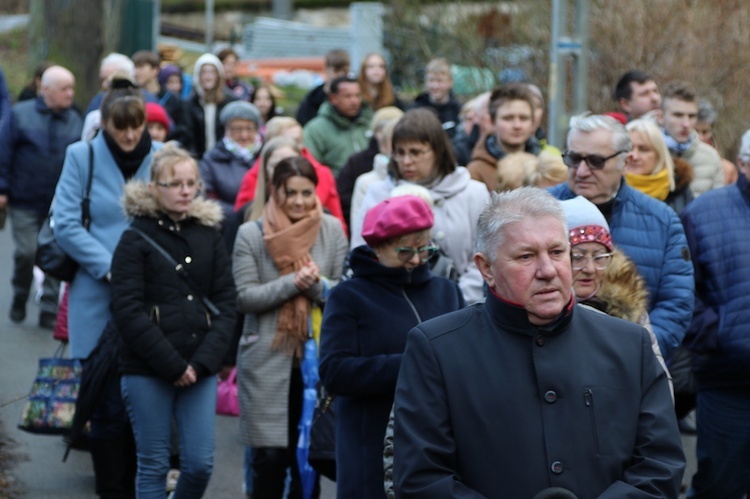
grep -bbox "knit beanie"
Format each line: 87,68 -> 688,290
158,64 -> 181,88
362,195 -> 434,247
220,101 -> 262,126
145,102 -> 171,132
560,196 -> 613,250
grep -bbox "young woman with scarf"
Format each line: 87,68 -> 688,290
232,156 -> 348,499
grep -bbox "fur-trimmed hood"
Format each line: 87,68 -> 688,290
121,180 -> 223,228
672,157 -> 694,192
582,248 -> 650,324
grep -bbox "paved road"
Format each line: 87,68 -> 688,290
0,225 -> 335,497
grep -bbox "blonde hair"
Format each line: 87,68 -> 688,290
496,152 -> 537,192
150,143 -> 198,183
625,119 -> 676,191
425,57 -> 452,79
524,152 -> 568,188
265,116 -> 302,141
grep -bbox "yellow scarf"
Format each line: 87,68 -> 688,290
625,168 -> 671,201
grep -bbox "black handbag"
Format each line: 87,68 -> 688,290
308,383 -> 336,481
36,144 -> 94,282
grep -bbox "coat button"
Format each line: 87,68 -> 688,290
185,256 -> 192,263
551,461 -> 563,474
187,294 -> 194,301
544,390 -> 557,403
535,335 -> 544,346
436,230 -> 445,240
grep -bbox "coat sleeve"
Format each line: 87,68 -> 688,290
393,327 -> 488,499
646,210 -> 694,360
679,208 -> 720,354
319,285 -> 403,397
0,106 -> 14,195
110,230 -> 188,381
301,217 -> 348,304
187,231 -> 238,376
596,330 -> 686,498
232,221 -> 302,314
54,143 -> 114,280
302,121 -> 326,168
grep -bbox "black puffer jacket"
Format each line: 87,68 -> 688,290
110,181 -> 237,381
182,91 -> 237,158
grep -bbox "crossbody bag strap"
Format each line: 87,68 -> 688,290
127,226 -> 221,317
81,143 -> 94,229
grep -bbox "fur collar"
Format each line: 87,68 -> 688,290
585,248 -> 650,323
122,180 -> 223,228
672,157 -> 694,192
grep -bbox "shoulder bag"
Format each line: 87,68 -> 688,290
36,144 -> 94,282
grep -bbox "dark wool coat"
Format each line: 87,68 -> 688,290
393,292 -> 685,498
110,181 -> 236,381
319,245 -> 465,499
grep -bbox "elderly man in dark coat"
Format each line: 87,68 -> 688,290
0,65 -> 83,329
393,187 -> 685,498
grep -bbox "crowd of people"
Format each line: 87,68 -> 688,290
0,44 -> 749,499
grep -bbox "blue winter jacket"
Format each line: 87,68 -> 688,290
680,174 -> 750,389
549,180 -> 694,360
0,97 -> 83,214
0,67 -> 9,130
319,245 -> 465,499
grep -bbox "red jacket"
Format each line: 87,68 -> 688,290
234,148 -> 348,236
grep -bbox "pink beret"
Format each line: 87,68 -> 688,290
361,195 -> 434,247
145,102 -> 171,132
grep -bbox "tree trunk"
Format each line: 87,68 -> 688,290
28,0 -> 123,109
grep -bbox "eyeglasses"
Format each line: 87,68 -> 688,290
571,252 -> 613,270
395,244 -> 439,263
562,150 -> 627,170
156,180 -> 200,191
393,147 -> 432,162
227,125 -> 257,134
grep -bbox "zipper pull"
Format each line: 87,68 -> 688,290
584,388 -> 592,407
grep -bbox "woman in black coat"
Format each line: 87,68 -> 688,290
110,145 -> 236,498
319,195 -> 465,499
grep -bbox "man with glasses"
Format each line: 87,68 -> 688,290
393,187 -> 685,498
303,75 -> 372,177
549,114 -> 694,362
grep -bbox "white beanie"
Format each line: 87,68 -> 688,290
559,196 -> 613,250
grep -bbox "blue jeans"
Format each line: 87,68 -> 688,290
689,387 -> 750,498
121,374 -> 217,499
9,208 -> 59,313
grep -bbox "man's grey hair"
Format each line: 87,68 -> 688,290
100,52 -> 135,80
476,187 -> 568,260
568,114 -> 632,170
40,65 -> 73,89
697,99 -> 717,125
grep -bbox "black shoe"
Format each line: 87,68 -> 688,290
10,295 -> 26,323
39,311 -> 57,330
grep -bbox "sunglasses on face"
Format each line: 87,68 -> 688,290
395,244 -> 439,263
562,150 -> 627,170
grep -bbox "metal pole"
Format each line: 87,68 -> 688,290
205,0 -> 214,52
572,0 -> 589,115
548,0 -> 565,148
273,0 -> 293,20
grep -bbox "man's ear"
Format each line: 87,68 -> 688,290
474,252 -> 494,289
618,97 -> 631,115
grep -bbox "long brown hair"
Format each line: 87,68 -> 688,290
357,53 -> 396,111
